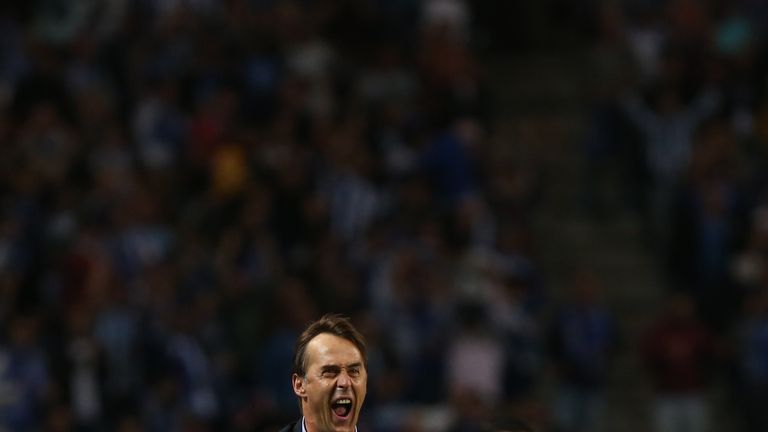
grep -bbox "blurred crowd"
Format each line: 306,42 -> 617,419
583,1 -> 768,432
0,1 -> 545,431
2,1 -> 768,432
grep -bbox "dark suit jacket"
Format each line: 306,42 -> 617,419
278,420 -> 360,432
278,420 -> 301,432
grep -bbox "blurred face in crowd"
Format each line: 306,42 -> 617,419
293,333 -> 367,432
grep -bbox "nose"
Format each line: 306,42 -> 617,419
336,370 -> 351,388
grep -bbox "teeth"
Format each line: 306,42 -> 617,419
337,399 -> 351,404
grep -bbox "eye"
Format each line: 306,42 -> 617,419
322,370 -> 338,379
348,368 -> 360,377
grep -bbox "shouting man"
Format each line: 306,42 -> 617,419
281,314 -> 368,432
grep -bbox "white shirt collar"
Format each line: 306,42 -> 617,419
302,417 -> 358,432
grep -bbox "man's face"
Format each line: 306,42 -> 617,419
293,333 -> 367,432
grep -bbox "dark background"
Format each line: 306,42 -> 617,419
1,1 -> 768,431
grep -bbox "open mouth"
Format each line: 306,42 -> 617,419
331,398 -> 353,419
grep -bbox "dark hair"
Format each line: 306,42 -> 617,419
292,314 -> 367,377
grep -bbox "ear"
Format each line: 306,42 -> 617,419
292,373 -> 306,398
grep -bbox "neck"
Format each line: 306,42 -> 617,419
303,416 -> 357,432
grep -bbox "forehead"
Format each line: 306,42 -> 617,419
305,333 -> 363,368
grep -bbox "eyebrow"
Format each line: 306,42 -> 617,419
320,362 -> 363,371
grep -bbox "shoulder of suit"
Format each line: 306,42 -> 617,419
277,420 -> 300,432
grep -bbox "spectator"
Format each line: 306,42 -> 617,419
48,305 -> 107,430
642,293 -> 716,432
0,314 -> 49,431
733,287 -> 768,432
621,82 -> 720,250
446,302 -> 505,406
549,271 -> 617,432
